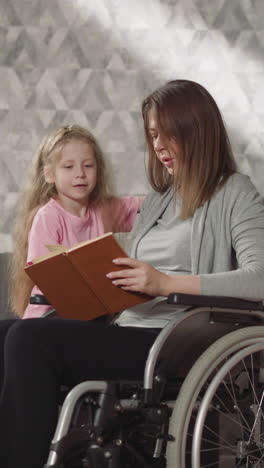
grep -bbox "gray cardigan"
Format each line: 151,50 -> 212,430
129,173 -> 264,301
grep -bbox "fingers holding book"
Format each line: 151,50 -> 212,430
106,258 -> 168,297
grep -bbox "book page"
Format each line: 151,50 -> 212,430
30,233 -> 113,264
31,250 -> 63,264
67,232 -> 113,252
46,244 -> 67,253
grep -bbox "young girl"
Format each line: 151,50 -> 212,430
10,124 -> 142,319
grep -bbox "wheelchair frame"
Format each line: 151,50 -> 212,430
40,293 -> 264,468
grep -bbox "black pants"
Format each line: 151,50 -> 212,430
0,318 -> 160,468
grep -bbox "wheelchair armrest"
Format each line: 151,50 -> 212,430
167,293 -> 264,311
30,294 -> 51,306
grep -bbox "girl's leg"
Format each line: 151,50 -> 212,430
0,318 -> 159,468
0,319 -> 18,389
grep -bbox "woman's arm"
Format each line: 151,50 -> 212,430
108,180 -> 264,301
200,186 -> 264,301
107,257 -> 201,296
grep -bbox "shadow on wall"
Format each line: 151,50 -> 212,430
1,0 -> 264,197
1,0 -> 264,256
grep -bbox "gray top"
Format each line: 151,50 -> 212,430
116,173 -> 264,328
137,196 -> 192,275
116,197 -> 192,327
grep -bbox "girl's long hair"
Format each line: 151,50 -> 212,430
142,79 -> 237,219
9,124 -> 112,317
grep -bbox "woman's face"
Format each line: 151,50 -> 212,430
148,109 -> 180,176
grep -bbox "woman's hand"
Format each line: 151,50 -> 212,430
106,258 -> 168,297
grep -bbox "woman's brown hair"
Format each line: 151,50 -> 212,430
142,79 -> 237,219
9,124 -> 112,317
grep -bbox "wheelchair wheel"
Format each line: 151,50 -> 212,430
192,341 -> 264,468
166,326 -> 264,468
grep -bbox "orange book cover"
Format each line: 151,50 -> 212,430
24,232 -> 150,320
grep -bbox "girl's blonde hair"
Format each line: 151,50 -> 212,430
9,124 -> 112,317
142,79 -> 237,219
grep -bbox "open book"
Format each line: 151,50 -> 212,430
24,232 -> 150,320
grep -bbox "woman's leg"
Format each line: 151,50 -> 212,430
0,318 -> 159,468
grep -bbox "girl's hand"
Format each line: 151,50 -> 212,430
106,257 -> 168,297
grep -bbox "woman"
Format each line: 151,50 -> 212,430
1,79 -> 264,468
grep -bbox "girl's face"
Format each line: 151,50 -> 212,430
148,109 -> 180,176
46,139 -> 97,208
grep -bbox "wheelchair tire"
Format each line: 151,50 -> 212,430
192,340 -> 264,468
166,326 -> 264,468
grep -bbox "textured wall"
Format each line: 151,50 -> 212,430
0,0 -> 264,252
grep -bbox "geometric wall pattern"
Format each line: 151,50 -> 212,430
0,0 -> 264,251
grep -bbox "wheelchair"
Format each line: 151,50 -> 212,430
31,293 -> 264,468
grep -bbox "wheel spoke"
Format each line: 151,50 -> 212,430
211,390 -> 252,435
187,430 -> 237,452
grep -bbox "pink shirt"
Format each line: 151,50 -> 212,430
24,197 -> 140,319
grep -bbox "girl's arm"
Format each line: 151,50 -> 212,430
27,206 -> 62,261
24,207 -> 62,319
110,196 -> 145,233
